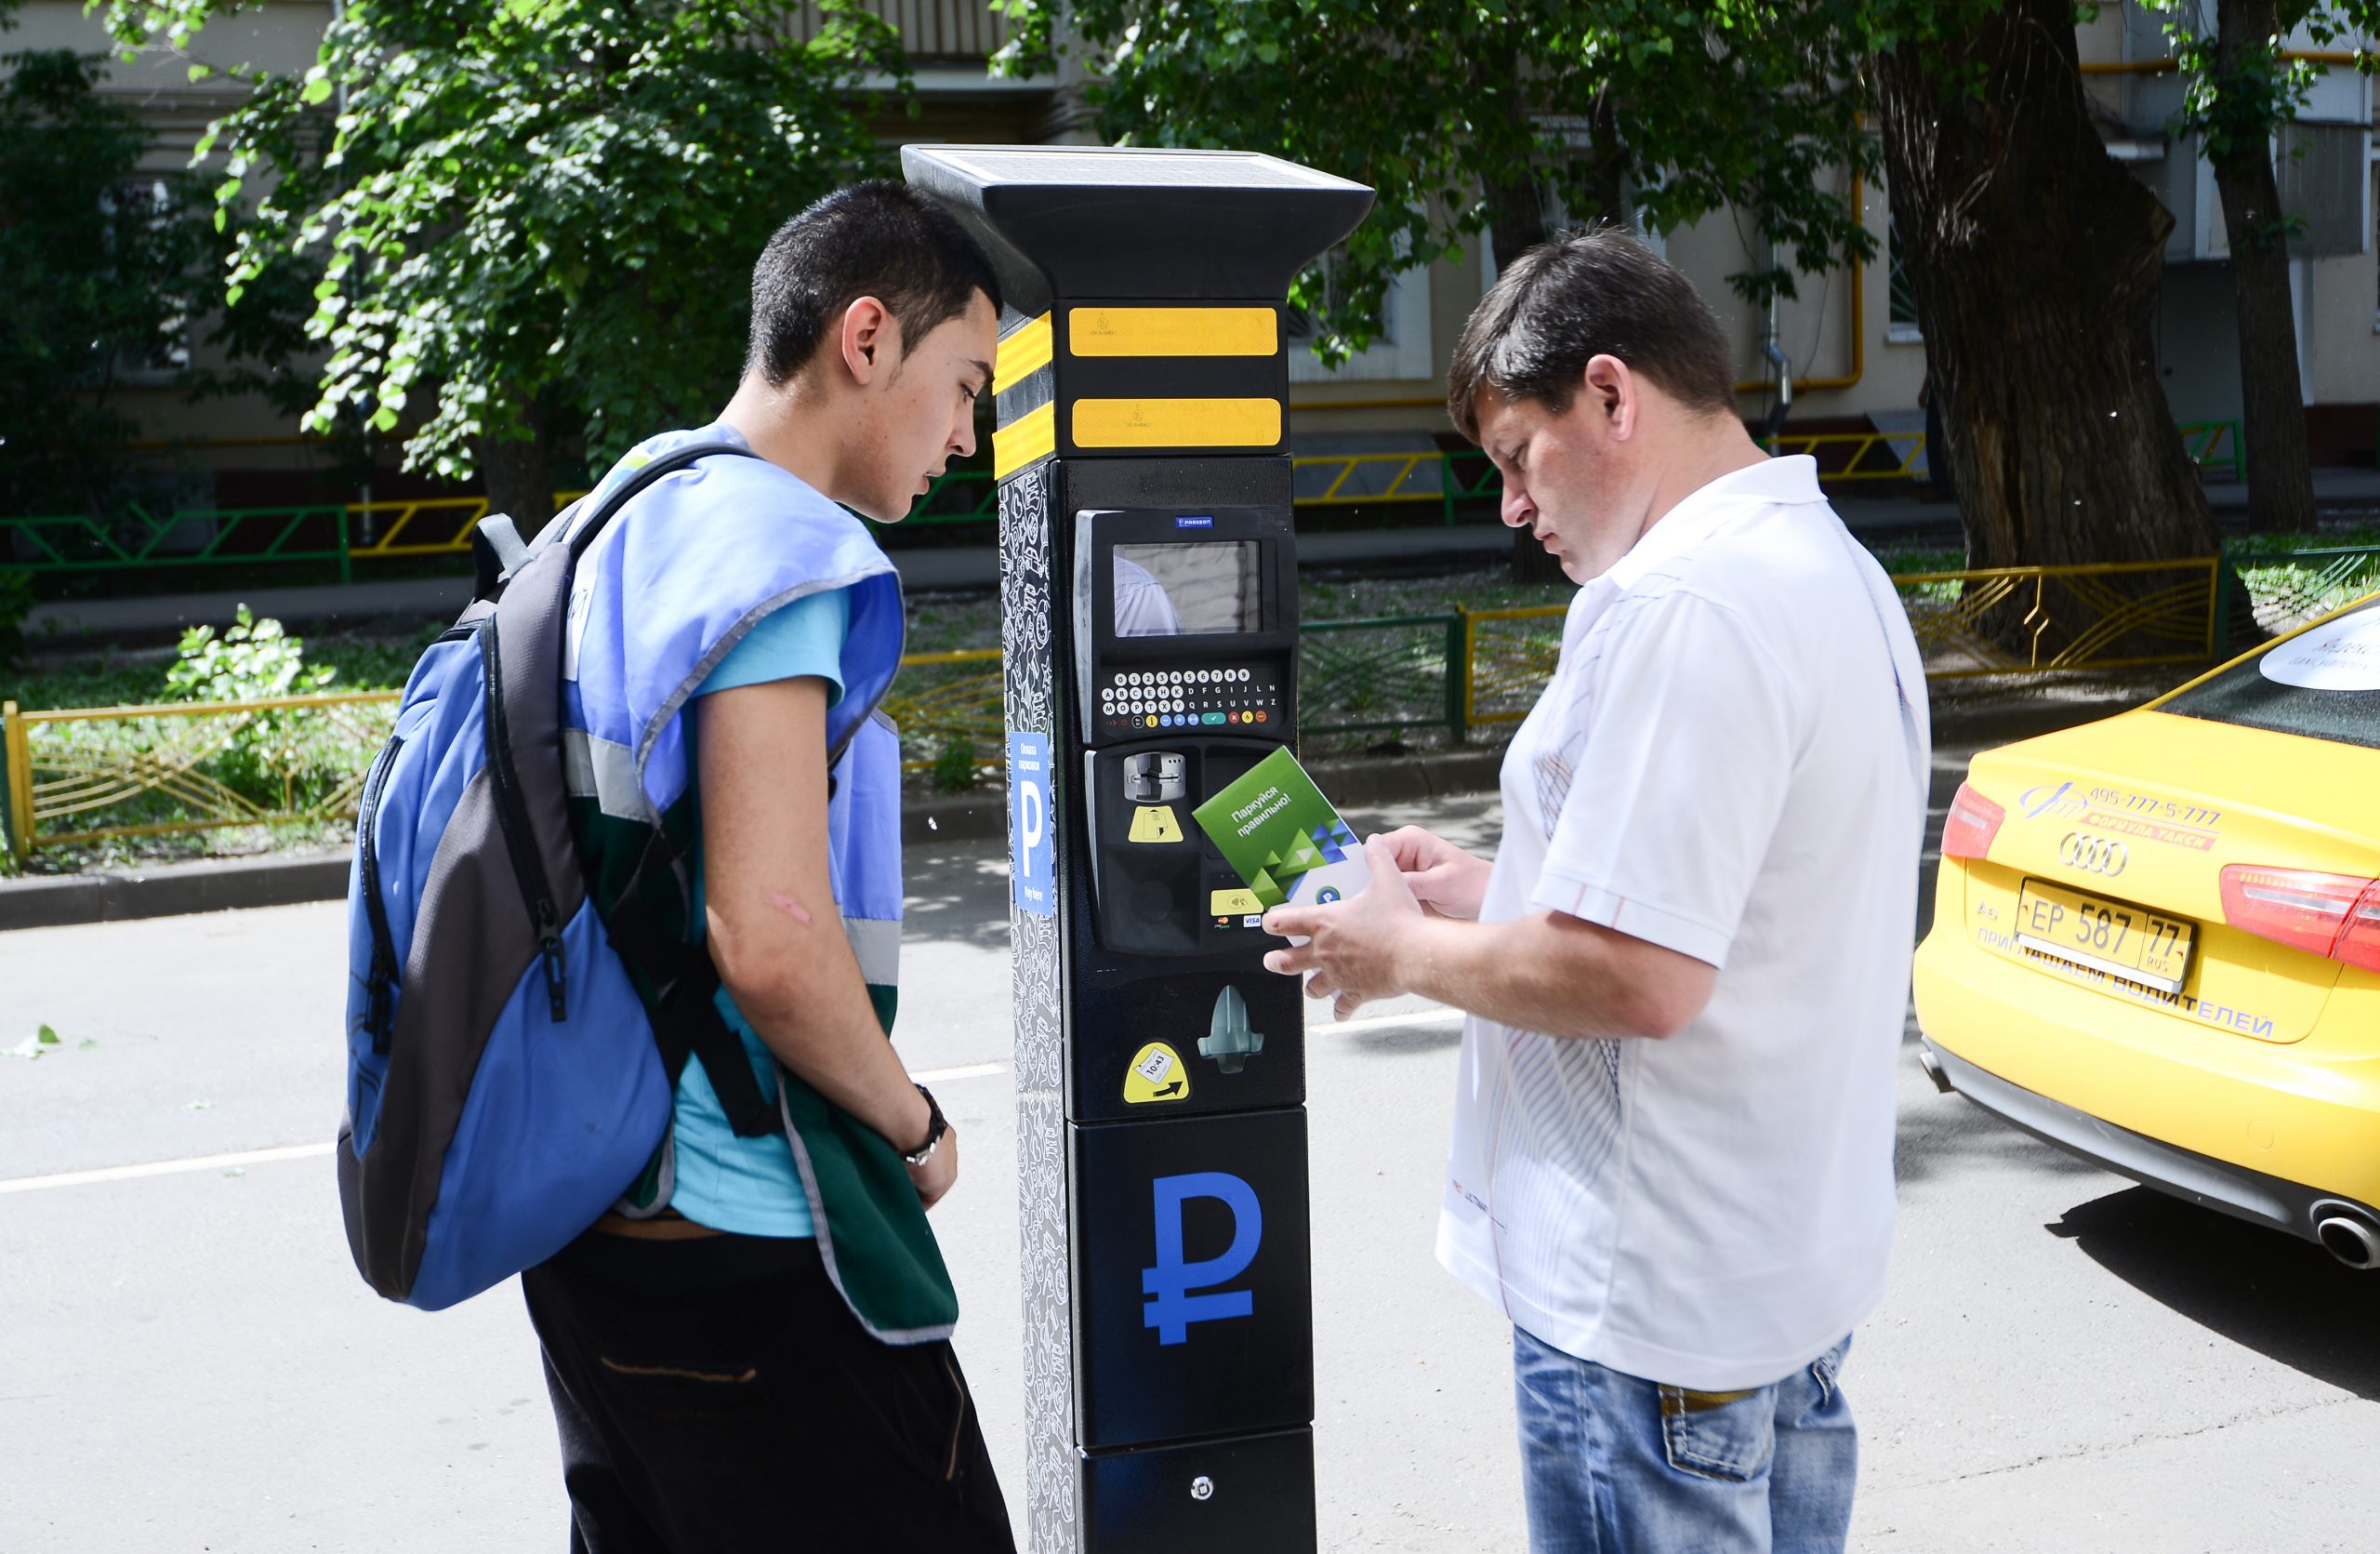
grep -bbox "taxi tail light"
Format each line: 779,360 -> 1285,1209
1940,782 -> 2005,861
2219,866 -> 2380,974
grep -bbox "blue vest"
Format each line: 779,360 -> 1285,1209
559,425 -> 953,1343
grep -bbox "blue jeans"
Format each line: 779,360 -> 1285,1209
1512,1326 -> 1857,1554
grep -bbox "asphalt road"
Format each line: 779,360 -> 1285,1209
6,758 -> 2379,1552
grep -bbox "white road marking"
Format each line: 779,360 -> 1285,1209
0,1142 -> 334,1195
1313,1003 -> 1465,1034
912,1060 -> 1006,1083
0,1062 -> 1017,1196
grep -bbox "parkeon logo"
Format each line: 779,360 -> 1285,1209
1142,1172 -> 1262,1345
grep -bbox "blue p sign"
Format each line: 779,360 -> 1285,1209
1142,1172 -> 1263,1346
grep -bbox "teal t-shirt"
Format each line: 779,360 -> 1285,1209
675,587 -> 851,1238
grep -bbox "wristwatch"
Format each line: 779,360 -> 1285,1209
902,1083 -> 948,1168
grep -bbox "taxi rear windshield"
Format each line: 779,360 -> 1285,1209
2159,594 -> 2380,751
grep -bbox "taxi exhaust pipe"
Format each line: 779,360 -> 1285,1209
2311,1203 -> 2380,1270
1917,1045 -> 1956,1096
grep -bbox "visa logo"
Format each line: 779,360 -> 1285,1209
1174,515 -> 1215,529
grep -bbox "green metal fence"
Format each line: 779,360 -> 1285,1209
4,430 -> 2258,578
2,505 -> 357,580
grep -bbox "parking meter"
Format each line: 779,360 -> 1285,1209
904,146 -> 1371,1554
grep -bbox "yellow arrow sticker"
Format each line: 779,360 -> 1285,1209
1128,804 -> 1183,843
1125,1042 -> 1190,1105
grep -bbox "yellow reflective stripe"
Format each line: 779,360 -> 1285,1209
994,313 -> 1053,394
1067,307 -> 1277,357
994,402 -> 1057,479
1072,397 -> 1282,449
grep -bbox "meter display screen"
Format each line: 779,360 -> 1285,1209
1113,542 -> 1262,637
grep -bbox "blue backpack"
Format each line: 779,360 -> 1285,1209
337,443 -> 780,1311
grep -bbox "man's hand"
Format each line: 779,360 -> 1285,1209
1262,836 -> 1426,1019
1373,825 -> 1493,921
906,1123 -> 959,1211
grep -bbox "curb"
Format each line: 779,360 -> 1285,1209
0,852 -> 353,933
0,695 -> 2140,933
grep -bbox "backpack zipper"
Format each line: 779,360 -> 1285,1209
356,733 -> 406,1054
480,625 -> 569,1020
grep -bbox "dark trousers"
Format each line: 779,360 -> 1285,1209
522,1229 -> 1016,1553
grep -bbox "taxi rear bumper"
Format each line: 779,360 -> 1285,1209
1919,1034 -> 2380,1259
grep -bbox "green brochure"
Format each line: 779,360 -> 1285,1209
1192,745 -> 1370,910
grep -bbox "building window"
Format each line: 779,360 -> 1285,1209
1886,213 -> 1922,343
1283,257 -> 1396,350
1285,256 -> 1435,384
103,179 -> 193,385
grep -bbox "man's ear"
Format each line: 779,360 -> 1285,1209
839,296 -> 896,387
1584,353 -> 1636,440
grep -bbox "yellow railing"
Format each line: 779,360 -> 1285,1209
1892,557 -> 2220,678
3,690 -> 404,863
346,493 -> 590,560
881,647 -> 1004,774
1293,451 -> 1449,506
1456,554 -> 2230,724
1,647 -> 1017,862
1767,430 -> 1928,482
0,556 -> 2261,863
1459,605 -> 1568,728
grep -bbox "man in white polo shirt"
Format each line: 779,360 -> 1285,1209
1263,231 -> 1928,1553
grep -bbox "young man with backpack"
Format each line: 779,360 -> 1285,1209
514,182 -> 1012,1548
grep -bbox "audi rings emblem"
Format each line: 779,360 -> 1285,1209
2059,832 -> 2129,876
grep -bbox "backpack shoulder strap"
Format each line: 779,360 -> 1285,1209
564,440 -> 760,563
561,438 -> 783,1141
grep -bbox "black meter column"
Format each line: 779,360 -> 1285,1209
904,146 -> 1370,1554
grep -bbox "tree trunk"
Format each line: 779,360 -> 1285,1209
2211,0 -> 2316,535
1875,0 -> 2218,616
483,430 -> 558,540
1475,52 -> 1570,587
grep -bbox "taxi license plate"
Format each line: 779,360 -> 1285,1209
2016,879 -> 2194,993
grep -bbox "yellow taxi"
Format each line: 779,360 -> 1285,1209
1913,591 -> 2380,1268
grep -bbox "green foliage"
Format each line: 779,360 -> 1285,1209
931,735 -> 981,792
2143,2 -> 2380,247
164,606 -> 356,810
100,0 -> 916,484
993,0 -> 1902,362
165,605 -> 337,704
6,1023 -> 94,1057
0,569 -> 30,669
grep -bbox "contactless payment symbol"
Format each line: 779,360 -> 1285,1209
1127,804 -> 1183,844
1124,1042 -> 1189,1105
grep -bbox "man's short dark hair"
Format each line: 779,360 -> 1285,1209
747,179 -> 1002,384
1446,229 -> 1735,441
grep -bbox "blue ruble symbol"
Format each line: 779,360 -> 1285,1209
1142,1172 -> 1263,1346
1316,887 -> 1342,905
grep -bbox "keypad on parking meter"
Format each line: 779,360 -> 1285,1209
1099,667 -> 1281,732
